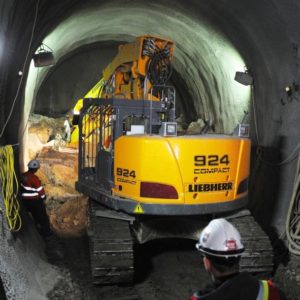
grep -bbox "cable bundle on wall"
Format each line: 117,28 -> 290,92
0,145 -> 22,232
285,153 -> 300,254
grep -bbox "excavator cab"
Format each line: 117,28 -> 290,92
77,84 -> 176,192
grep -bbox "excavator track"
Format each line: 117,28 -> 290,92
88,200 -> 135,285
228,213 -> 274,275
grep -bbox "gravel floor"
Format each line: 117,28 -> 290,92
46,236 -> 210,300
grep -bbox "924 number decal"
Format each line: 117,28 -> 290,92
116,167 -> 136,178
194,155 -> 230,166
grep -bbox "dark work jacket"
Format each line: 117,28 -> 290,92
21,170 -> 46,200
189,272 -> 286,300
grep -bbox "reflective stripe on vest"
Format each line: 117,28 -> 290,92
22,192 -> 39,197
21,183 -> 43,199
256,280 -> 269,300
21,183 -> 40,193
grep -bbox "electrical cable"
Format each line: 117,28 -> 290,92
147,49 -> 172,86
244,79 -> 300,255
285,153 -> 300,255
0,145 -> 22,232
251,85 -> 260,145
256,143 -> 300,166
0,0 -> 40,139
250,79 -> 300,254
251,86 -> 300,166
146,45 -> 172,101
251,84 -> 300,166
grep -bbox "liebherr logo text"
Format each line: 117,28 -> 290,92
194,154 -> 230,174
188,182 -> 233,192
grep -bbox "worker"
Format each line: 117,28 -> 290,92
20,159 -> 53,240
63,114 -> 71,143
190,218 -> 287,300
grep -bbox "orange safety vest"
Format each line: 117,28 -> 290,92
21,171 -> 46,200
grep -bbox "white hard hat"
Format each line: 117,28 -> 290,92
28,159 -> 40,169
196,218 -> 244,258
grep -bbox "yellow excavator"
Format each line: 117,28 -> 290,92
73,35 -> 273,284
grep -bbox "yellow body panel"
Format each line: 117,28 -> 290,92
112,135 -> 250,205
70,126 -> 79,144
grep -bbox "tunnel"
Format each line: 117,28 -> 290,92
1,0 -> 300,299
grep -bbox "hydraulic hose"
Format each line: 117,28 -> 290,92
147,49 -> 172,86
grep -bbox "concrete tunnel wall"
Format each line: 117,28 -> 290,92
27,2 -> 251,134
22,0 -> 300,235
1,0 -> 300,298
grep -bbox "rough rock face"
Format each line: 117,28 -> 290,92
28,114 -> 65,144
37,147 -> 79,198
26,114 -> 88,238
37,147 -> 88,237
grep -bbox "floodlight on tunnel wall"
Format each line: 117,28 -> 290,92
285,85 -> 293,97
33,43 -> 55,67
234,71 -> 253,86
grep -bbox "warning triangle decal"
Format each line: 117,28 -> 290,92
134,203 -> 144,214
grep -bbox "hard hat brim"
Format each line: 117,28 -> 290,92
195,243 -> 244,258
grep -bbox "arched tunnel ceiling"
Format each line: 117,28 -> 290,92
26,0 -> 257,136
0,0 -> 297,147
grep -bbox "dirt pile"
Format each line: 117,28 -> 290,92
48,196 -> 88,237
37,146 -> 88,237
